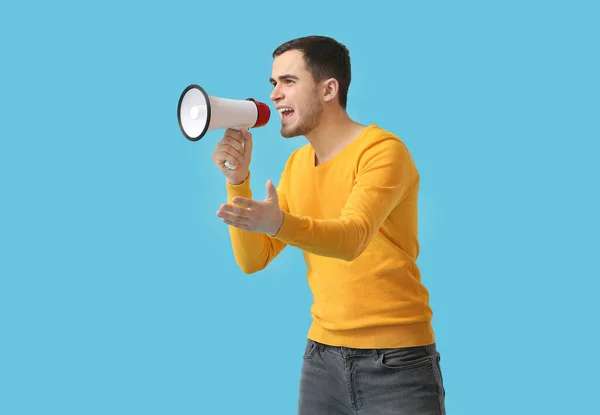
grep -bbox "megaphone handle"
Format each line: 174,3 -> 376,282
224,127 -> 245,170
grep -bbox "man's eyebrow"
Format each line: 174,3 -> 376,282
269,74 -> 299,84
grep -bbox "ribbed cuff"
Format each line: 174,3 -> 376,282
225,173 -> 252,202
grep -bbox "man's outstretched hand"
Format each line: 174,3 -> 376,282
217,179 -> 284,236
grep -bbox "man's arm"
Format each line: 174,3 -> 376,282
211,128 -> 288,274
272,137 -> 417,261
225,173 -> 288,274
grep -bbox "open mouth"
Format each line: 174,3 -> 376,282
278,107 -> 295,121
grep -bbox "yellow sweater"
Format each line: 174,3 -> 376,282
225,124 -> 435,348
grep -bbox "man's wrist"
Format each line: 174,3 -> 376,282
225,171 -> 250,186
267,210 -> 285,237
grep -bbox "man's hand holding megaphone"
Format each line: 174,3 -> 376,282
213,128 -> 284,236
212,128 -> 253,185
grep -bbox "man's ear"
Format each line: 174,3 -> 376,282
322,78 -> 339,103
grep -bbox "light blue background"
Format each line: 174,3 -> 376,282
1,1 -> 598,414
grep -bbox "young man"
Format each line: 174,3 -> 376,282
213,36 -> 446,414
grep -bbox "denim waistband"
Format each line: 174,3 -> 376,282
309,339 -> 437,359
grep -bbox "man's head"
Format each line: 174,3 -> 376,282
269,36 -> 351,138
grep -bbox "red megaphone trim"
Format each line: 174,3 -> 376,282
247,98 -> 271,128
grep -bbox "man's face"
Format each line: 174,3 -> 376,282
270,50 -> 323,138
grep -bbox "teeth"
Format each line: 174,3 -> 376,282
278,108 -> 293,113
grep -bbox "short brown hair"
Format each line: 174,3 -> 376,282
273,35 -> 351,109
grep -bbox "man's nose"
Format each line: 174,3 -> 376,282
270,86 -> 283,102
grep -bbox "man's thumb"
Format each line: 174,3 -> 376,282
240,128 -> 253,149
266,179 -> 278,200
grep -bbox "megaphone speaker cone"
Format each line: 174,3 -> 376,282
177,84 -> 210,141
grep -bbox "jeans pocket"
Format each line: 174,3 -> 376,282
303,339 -> 318,359
433,354 -> 446,397
376,347 -> 433,371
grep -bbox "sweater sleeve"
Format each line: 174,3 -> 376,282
225,173 -> 288,274
272,137 -> 418,261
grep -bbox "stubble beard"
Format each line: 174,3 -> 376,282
280,97 -> 323,139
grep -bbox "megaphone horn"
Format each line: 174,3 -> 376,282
177,84 -> 271,170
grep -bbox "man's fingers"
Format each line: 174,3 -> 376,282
217,209 -> 253,231
218,138 -> 244,158
216,146 -> 243,162
213,154 -> 239,169
217,200 -> 262,231
217,209 -> 249,222
222,136 -> 244,152
218,203 -> 256,219
224,129 -> 245,147
231,197 -> 261,209
213,135 -> 246,169
213,145 -> 243,168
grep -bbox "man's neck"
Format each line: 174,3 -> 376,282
305,108 -> 365,166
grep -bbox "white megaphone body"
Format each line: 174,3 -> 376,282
177,84 -> 271,170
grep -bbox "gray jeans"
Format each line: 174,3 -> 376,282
298,339 -> 446,415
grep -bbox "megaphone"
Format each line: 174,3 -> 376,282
177,84 -> 271,170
